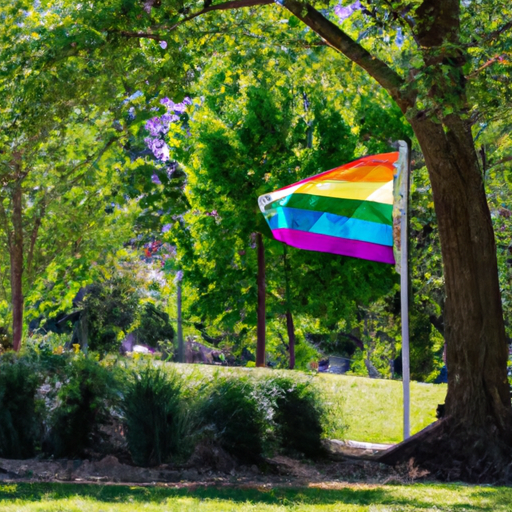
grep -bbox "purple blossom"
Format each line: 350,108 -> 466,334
160,97 -> 191,114
144,96 -> 192,161
161,223 -> 172,233
151,173 -> 162,185
145,137 -> 170,161
174,270 -> 184,283
172,103 -> 187,114
160,40 -> 167,49
334,0 -> 361,21
145,117 -> 164,136
160,97 -> 176,110
395,27 -> 404,48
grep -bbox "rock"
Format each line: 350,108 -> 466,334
185,441 -> 237,474
94,455 -> 120,469
181,469 -> 199,480
250,464 -> 260,475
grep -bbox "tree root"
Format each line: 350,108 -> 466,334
377,418 -> 512,483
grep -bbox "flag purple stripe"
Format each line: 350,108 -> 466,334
272,228 -> 395,264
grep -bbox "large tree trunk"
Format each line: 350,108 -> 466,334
10,184 -> 23,352
380,114 -> 512,481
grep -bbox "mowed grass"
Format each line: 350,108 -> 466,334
316,373 -> 447,444
170,363 -> 447,444
1,482 -> 511,512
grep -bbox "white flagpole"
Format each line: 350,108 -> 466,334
398,140 -> 411,440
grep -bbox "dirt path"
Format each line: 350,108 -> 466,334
0,452 -> 408,488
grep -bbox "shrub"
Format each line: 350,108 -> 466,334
136,303 -> 174,348
293,340 -> 322,371
82,277 -> 139,353
122,366 -> 187,466
200,376 -> 265,463
47,356 -> 120,458
0,354 -> 42,458
263,376 -> 325,458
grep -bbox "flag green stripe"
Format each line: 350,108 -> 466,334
266,194 -> 392,226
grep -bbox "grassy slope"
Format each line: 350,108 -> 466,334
1,482 -> 510,512
316,374 -> 447,444
170,363 -> 447,445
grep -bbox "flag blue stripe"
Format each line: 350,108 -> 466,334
266,206 -> 393,247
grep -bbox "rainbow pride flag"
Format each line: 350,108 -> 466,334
258,152 -> 399,264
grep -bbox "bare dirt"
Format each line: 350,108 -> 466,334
0,443 -> 411,488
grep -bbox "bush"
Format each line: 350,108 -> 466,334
47,356 -> 120,458
0,354 -> 41,458
136,303 -> 174,348
263,376 -> 325,458
82,277 -> 139,353
200,376 -> 265,463
122,366 -> 188,466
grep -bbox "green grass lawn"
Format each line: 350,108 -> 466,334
171,363 -> 447,445
1,482 -> 510,512
316,373 -> 447,444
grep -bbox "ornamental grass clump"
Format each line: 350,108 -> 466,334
263,376 -> 325,459
47,355 -> 120,458
199,376 -> 265,463
0,354 -> 42,459
122,366 -> 188,467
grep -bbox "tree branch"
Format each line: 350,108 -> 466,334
467,20 -> 512,48
117,0 -> 273,40
487,155 -> 512,172
58,135 -> 120,184
466,54 -> 507,80
166,0 -> 274,31
279,0 -> 410,107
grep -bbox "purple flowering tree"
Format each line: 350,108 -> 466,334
144,96 -> 192,162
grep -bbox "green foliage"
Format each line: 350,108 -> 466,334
409,311 -> 442,382
162,56 -> 399,359
0,354 -> 41,459
47,356 -> 120,458
136,303 -> 175,348
263,376 -> 325,458
83,277 -> 139,353
122,366 -> 189,467
356,100 -> 413,155
199,376 -> 265,463
293,339 -> 323,371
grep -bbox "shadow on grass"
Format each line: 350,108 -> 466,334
1,482 -> 511,510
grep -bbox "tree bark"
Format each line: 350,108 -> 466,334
411,115 -> 510,426
379,114 -> 512,481
286,309 -> 295,370
10,184 -> 23,352
256,233 -> 266,367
